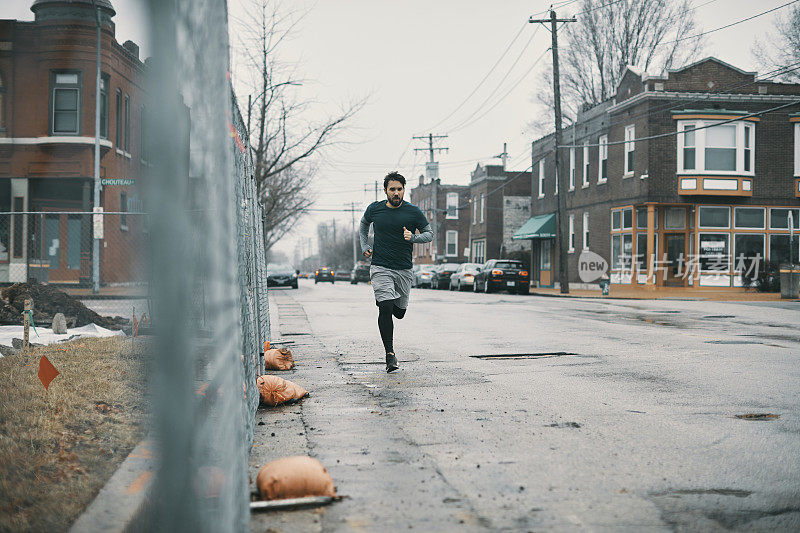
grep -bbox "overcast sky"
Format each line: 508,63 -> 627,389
3,0 -> 789,262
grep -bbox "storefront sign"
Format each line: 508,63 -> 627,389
101,178 -> 136,187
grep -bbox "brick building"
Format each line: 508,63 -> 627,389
409,175 -> 470,264
0,0 -> 145,285
468,163 -> 531,266
518,57 -> 800,289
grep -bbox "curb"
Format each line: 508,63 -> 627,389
69,438 -> 156,533
527,291 -> 690,301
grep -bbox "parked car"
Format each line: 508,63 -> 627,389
334,270 -> 350,281
431,263 -> 460,290
473,259 -> 529,294
449,262 -> 482,291
413,264 -> 436,288
350,262 -> 371,284
315,267 -> 335,284
267,263 -> 298,289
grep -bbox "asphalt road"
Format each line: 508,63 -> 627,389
251,280 -> 800,532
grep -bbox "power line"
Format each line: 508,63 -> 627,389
422,21 -> 529,133
663,0 -> 800,45
449,47 -> 551,133
559,98 -> 800,148
560,61 -> 800,145
445,26 -> 542,133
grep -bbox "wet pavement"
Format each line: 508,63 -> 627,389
250,280 -> 800,532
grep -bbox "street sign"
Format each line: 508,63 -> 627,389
93,207 -> 104,239
101,178 -> 136,186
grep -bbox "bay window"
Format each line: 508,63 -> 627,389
677,120 -> 756,175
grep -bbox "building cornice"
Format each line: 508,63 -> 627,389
608,91 -> 800,114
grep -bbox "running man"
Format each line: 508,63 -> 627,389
359,171 -> 433,372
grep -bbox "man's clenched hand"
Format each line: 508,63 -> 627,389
403,226 -> 412,241
363,249 -> 372,258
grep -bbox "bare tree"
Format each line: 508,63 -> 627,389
753,4 -> 800,82
531,0 -> 703,128
232,0 -> 364,251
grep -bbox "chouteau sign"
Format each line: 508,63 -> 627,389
101,178 -> 136,186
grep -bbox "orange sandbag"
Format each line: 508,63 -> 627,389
256,456 -> 336,500
256,375 -> 308,406
264,347 -> 294,370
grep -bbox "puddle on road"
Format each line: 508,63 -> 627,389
705,340 -> 764,345
470,352 -> 576,360
653,488 -> 752,498
735,413 -> 780,421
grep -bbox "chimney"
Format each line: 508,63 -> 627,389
419,174 -> 424,186
123,40 -> 139,59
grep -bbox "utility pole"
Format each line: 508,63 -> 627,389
413,133 -> 449,261
364,180 -> 378,202
497,142 -> 508,170
91,0 -> 102,294
530,10 -> 575,294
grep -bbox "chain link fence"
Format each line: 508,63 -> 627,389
139,0 -> 270,530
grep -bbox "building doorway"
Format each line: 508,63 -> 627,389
28,211 -> 83,283
538,239 -> 553,287
664,233 -> 686,287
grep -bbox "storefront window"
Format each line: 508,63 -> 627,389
611,210 -> 621,231
769,235 -> 799,264
734,234 -> 764,272
636,207 -> 658,230
734,207 -> 765,229
622,234 -> 633,268
664,207 -> 686,230
635,233 -> 658,271
699,233 -> 730,271
698,206 -> 730,229
611,234 -> 633,270
769,208 -> 800,230
622,208 -> 632,230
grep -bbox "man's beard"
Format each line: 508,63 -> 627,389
388,196 -> 402,206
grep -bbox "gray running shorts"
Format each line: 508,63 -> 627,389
370,265 -> 413,309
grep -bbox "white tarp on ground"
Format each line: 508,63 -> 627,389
0,323 -> 125,357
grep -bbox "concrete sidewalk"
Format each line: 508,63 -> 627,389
249,291 -> 487,532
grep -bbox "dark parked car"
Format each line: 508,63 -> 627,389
431,263 -> 460,290
267,263 -> 298,289
315,267 -> 335,284
350,262 -> 371,284
473,259 -> 529,294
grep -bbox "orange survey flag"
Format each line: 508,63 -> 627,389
38,355 -> 59,390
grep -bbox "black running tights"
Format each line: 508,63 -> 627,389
377,299 -> 406,353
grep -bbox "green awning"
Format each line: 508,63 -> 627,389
512,213 -> 556,240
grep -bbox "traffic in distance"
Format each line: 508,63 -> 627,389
290,259 -> 530,294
